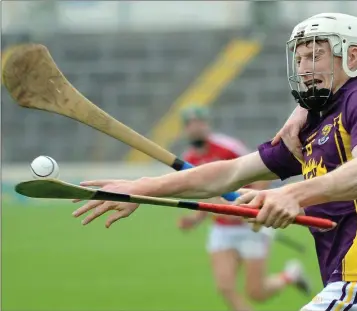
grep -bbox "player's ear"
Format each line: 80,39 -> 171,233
348,45 -> 357,71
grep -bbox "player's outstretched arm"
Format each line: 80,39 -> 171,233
134,151 -> 276,199
73,152 -> 277,227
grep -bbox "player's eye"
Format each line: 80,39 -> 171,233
309,53 -> 321,62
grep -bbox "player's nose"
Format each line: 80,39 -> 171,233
297,60 -> 311,76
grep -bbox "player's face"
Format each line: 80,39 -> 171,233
184,118 -> 210,141
294,41 -> 348,93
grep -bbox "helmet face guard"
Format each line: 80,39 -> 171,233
286,13 -> 357,113
286,35 -> 336,112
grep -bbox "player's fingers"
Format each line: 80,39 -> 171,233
271,131 -> 283,145
82,202 -> 115,225
271,215 -> 286,229
264,206 -> 283,227
255,203 -> 271,225
246,218 -> 264,232
252,223 -> 263,232
244,194 -> 265,227
236,188 -> 252,196
247,193 -> 265,210
80,180 -> 115,187
271,207 -> 296,229
278,218 -> 293,229
276,212 -> 296,229
178,220 -> 192,230
234,191 -> 259,205
105,209 -> 132,228
72,200 -> 103,217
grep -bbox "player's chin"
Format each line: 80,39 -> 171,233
316,82 -> 325,90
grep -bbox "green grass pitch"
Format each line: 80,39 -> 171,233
2,200 -> 322,311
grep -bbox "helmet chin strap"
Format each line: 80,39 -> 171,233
291,87 -> 333,113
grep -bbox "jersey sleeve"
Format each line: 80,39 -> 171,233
344,91 -> 357,150
258,141 -> 302,180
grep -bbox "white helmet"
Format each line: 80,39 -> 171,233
286,13 -> 357,112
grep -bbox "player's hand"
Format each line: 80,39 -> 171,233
245,188 -> 304,229
177,216 -> 199,230
72,179 -> 142,228
271,106 -> 308,161
235,188 -> 264,232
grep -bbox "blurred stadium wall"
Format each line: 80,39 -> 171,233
2,1 -> 357,197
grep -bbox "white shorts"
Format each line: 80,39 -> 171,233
206,224 -> 273,259
301,281 -> 357,311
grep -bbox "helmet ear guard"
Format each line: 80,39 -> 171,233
342,41 -> 357,78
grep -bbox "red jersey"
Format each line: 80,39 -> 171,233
183,133 -> 250,226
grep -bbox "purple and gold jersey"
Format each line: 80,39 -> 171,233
258,77 -> 357,286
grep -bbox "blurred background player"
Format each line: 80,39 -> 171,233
177,106 -> 311,311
